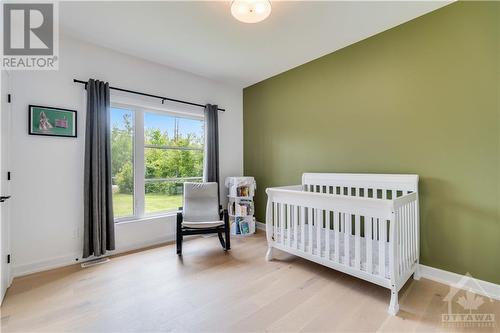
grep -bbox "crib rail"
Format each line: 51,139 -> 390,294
265,186 -> 419,291
302,173 -> 418,194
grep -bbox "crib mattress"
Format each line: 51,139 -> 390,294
274,226 -> 391,279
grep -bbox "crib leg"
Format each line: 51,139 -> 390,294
388,287 -> 399,316
265,246 -> 274,261
413,262 -> 421,280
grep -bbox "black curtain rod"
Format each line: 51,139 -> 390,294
73,79 -> 226,112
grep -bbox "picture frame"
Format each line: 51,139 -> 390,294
29,105 -> 77,138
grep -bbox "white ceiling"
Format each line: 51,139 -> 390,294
60,1 -> 450,88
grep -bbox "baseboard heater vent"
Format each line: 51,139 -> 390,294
81,257 -> 110,268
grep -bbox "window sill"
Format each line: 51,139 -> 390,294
115,212 -> 178,225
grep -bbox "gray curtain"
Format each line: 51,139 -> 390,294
83,79 -> 115,258
203,104 -> 220,186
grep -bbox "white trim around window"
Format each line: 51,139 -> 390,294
134,107 -> 145,219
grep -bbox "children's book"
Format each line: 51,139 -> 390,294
240,221 -> 250,234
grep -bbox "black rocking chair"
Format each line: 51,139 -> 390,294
176,182 -> 230,255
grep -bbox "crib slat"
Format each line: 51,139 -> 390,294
366,217 -> 373,273
407,204 -> 412,271
379,219 -> 386,278
401,206 -> 407,274
308,208 -> 313,254
287,204 -> 292,247
406,204 -> 411,270
409,204 -> 413,268
280,204 -> 285,245
355,215 -> 360,270
412,202 -> 416,264
403,205 -> 408,272
402,206 -> 406,274
325,211 -> 331,260
397,207 -> 401,273
412,201 -> 416,264
411,203 -> 415,266
408,202 -> 413,267
334,212 -> 340,263
294,205 -> 299,249
396,208 -> 400,276
407,204 -> 411,269
398,207 -> 402,275
273,202 -> 278,242
411,202 -> 415,265
393,208 -> 399,280
316,209 -> 322,256
344,213 -> 351,266
301,207 -> 306,252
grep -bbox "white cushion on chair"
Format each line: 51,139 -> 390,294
183,182 -> 220,222
182,220 -> 224,229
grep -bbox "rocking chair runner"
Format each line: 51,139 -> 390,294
176,182 -> 230,255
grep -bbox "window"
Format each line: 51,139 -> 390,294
111,107 -> 134,219
110,104 -> 204,221
144,112 -> 204,214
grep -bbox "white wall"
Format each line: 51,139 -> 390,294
8,36 -> 243,277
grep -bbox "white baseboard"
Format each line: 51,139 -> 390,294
113,235 -> 176,257
12,235 -> 175,278
256,221 -> 266,231
417,265 -> 500,301
12,253 -> 79,278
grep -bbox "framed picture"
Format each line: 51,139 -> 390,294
29,105 -> 77,138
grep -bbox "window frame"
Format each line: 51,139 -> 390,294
111,102 -> 205,223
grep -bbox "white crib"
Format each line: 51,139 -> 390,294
265,173 -> 420,315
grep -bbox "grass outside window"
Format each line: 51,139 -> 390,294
113,193 -> 182,219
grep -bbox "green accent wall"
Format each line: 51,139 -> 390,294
243,2 -> 500,284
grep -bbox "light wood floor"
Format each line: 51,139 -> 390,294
1,232 -> 499,332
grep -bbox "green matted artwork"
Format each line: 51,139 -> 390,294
29,105 -> 77,138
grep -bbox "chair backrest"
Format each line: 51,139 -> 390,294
183,182 -> 220,222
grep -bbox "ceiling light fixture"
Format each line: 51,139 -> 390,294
231,0 -> 271,24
